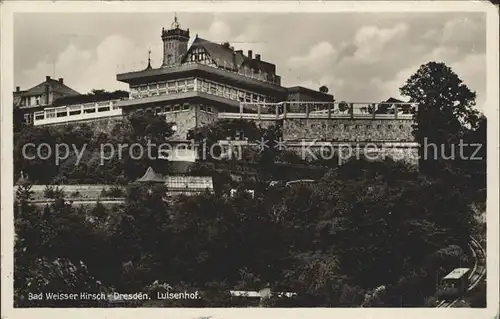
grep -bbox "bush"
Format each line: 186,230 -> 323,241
101,186 -> 125,198
43,185 -> 65,199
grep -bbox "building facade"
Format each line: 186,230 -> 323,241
26,16 -> 419,164
14,76 -> 80,125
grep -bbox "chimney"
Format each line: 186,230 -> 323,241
248,50 -> 253,59
16,86 -> 20,92
46,76 -> 50,81
44,82 -> 50,105
58,78 -> 63,84
255,54 -> 261,61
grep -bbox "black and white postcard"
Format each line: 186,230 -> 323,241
1,1 -> 498,319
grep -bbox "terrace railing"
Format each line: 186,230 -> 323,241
218,102 -> 418,120
33,100 -> 122,126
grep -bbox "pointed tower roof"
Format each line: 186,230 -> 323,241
136,166 -> 165,183
145,49 -> 152,70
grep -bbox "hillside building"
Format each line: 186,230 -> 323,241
21,15 -> 419,164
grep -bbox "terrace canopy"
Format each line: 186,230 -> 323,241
136,166 -> 165,183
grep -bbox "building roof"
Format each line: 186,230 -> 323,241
136,166 -> 165,183
443,268 -> 470,280
52,90 -> 129,107
14,77 -> 80,108
164,175 -> 213,191
17,77 -> 80,98
184,36 -> 277,75
384,97 -> 406,104
286,85 -> 334,101
186,37 -> 245,71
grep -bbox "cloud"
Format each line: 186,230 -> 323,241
22,35 -> 163,94
207,19 -> 231,42
351,23 -> 408,63
288,42 -> 336,68
281,16 -> 485,107
16,13 -> 486,111
451,53 -> 486,110
370,53 -> 486,110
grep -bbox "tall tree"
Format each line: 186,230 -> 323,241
399,62 -> 480,173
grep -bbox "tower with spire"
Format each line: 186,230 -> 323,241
145,49 -> 152,70
161,14 -> 190,67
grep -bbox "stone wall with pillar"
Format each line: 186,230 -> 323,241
282,118 -> 414,141
41,116 -> 125,135
284,142 -> 419,166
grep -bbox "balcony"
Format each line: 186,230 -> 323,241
180,61 -> 281,86
33,100 -> 122,126
116,91 -> 240,109
117,63 -> 283,91
218,102 -> 417,120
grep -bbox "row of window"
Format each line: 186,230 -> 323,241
181,48 -> 274,84
34,102 -> 119,120
187,48 -> 212,64
135,104 -> 214,115
306,123 -> 407,130
19,95 -> 44,107
129,78 -> 275,104
24,113 -> 34,124
165,42 -> 177,49
198,78 -> 271,103
130,78 -> 195,94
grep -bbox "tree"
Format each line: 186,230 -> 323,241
14,126 -> 58,184
399,62 -> 480,173
338,101 -> 349,113
14,184 -> 110,307
188,119 -> 262,161
14,155 -> 482,307
119,112 -> 175,180
13,106 -> 26,133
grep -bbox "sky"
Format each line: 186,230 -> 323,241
14,12 -> 487,110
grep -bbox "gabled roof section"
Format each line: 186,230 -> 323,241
21,78 -> 80,97
136,166 -> 165,183
384,97 -> 405,104
183,37 -> 241,71
240,57 -> 276,75
182,37 -> 259,72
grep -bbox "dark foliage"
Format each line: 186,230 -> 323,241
14,157 -> 483,307
52,89 -> 129,107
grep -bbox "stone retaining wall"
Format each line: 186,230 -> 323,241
283,118 -> 414,141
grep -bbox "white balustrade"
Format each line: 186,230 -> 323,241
33,100 -> 122,126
